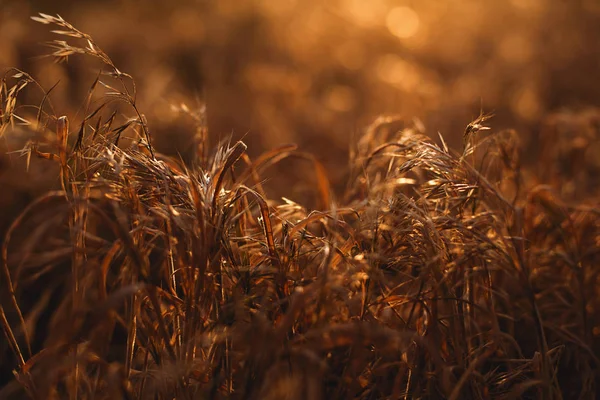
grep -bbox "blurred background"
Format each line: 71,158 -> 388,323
1,0 -> 600,206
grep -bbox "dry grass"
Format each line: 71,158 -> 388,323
1,14 -> 599,399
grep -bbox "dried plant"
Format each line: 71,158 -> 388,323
0,14 -> 599,400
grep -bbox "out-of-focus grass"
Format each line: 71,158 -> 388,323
1,0 -> 598,224
2,0 -> 600,161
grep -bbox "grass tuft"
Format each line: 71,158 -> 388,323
1,14 -> 599,400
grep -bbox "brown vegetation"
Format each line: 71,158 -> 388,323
1,11 -> 599,400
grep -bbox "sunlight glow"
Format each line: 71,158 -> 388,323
386,7 -> 420,39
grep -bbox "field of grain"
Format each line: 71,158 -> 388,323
1,1 -> 599,399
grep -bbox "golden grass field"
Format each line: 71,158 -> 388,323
1,1 -> 600,398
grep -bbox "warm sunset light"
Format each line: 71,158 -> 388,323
386,6 -> 420,39
1,1 -> 600,399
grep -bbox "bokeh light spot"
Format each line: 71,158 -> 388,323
376,54 -> 420,91
386,7 -> 420,39
511,86 -> 541,121
323,85 -> 357,112
344,0 -> 388,27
